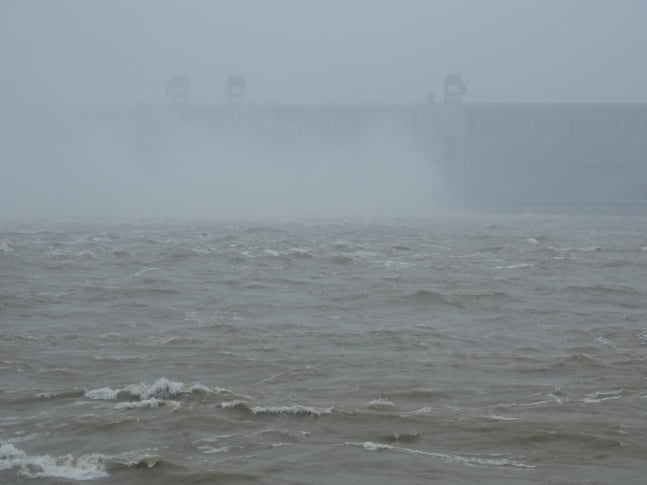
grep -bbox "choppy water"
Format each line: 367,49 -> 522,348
1,215 -> 647,484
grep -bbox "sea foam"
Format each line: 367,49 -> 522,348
366,397 -> 395,409
84,378 -> 220,410
0,443 -> 108,480
582,390 -> 623,403
250,405 -> 333,416
350,442 -> 534,468
0,239 -> 15,252
85,378 -> 211,401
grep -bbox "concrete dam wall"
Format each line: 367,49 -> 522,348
119,102 -> 647,207
12,102 -> 647,212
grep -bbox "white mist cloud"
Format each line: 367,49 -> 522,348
0,108 -> 446,221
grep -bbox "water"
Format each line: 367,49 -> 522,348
1,215 -> 646,483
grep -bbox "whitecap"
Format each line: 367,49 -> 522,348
0,239 -> 15,252
403,407 -> 435,416
361,441 -> 392,451
494,263 -> 533,270
549,393 -> 568,404
582,390 -> 623,403
595,336 -> 615,347
84,378 -> 218,403
366,398 -> 395,409
85,387 -> 120,400
485,415 -> 521,421
250,405 -> 333,416
384,260 -> 415,268
124,378 -> 186,400
197,445 -> 230,454
98,332 -> 121,339
188,383 -> 211,393
130,267 -> 159,277
111,450 -> 161,469
218,400 -> 248,410
350,441 -> 533,468
0,443 -> 109,480
114,398 -> 162,409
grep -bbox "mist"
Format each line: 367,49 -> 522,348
0,106 -> 443,221
1,0 -> 646,221
3,4 -> 647,480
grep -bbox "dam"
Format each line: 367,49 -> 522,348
111,99 -> 647,211
8,75 -> 645,216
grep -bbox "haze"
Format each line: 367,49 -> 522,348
1,0 -> 646,221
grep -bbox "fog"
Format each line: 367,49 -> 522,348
1,0 -> 646,221
1,106 -> 442,220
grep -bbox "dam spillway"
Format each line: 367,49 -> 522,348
12,101 -> 647,212
121,101 -> 647,208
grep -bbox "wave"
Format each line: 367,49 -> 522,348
551,245 -> 647,254
218,400 -> 333,417
156,248 -> 203,262
36,390 -> 86,401
346,441 -> 534,469
548,245 -> 604,253
0,443 -> 108,480
0,443 -> 164,481
218,400 -> 249,411
84,378 -> 236,409
327,254 -> 355,265
4,389 -> 84,405
519,430 -> 626,449
402,290 -> 510,308
564,285 -> 643,298
46,248 -> 100,260
0,239 -> 15,252
484,414 -> 522,421
495,393 -> 567,409
377,431 -> 420,443
558,352 -> 609,368
365,398 -> 396,410
114,398 -> 181,410
389,388 -> 454,402
195,445 -> 231,454
403,406 -> 437,416
403,290 -> 457,306
286,248 -> 315,259
79,286 -> 180,303
250,405 -> 333,416
523,352 -> 612,373
582,390 -> 623,403
494,262 -> 534,270
86,233 -> 121,243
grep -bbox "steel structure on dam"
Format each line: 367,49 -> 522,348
119,100 -> 647,208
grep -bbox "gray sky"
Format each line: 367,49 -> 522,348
1,0 -> 646,105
